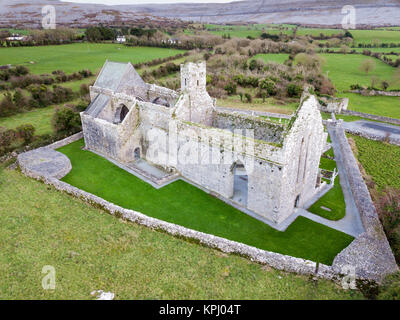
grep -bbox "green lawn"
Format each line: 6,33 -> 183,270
319,157 -> 337,172
309,158 -> 346,221
350,135 -> 400,190
338,93 -> 400,119
308,176 -> 346,221
0,43 -> 185,74
0,169 -> 362,300
57,139 -> 353,265
320,53 -> 400,92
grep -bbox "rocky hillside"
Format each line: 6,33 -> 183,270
1,0 -> 399,28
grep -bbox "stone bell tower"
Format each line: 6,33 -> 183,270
177,61 -> 215,125
180,61 -> 207,93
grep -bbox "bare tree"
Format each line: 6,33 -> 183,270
360,58 -> 376,75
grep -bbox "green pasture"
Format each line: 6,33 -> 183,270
0,43 -> 185,74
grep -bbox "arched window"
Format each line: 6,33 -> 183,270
303,134 -> 312,181
296,138 -> 305,184
134,147 -> 140,161
231,161 -> 248,207
114,104 -> 129,124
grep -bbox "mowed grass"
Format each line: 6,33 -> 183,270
350,135 -> 400,190
0,43 -> 185,74
0,169 -> 362,300
308,158 -> 345,221
308,176 -> 346,222
320,54 -> 400,92
338,93 -> 400,119
57,139 -> 354,265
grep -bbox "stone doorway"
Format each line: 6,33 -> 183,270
134,147 -> 141,161
295,195 -> 301,208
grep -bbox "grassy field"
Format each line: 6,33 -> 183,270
61,76 -> 96,91
0,168 -> 362,299
320,54 -> 400,92
328,47 -> 400,54
0,43 -> 185,74
338,93 -> 400,119
57,139 -> 354,265
350,135 -> 400,190
252,53 -> 289,64
0,105 -> 55,135
350,30 -> 400,45
203,24 -> 400,44
205,24 -> 343,39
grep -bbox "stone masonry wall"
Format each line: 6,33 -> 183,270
212,111 -> 285,144
344,126 -> 400,147
329,121 -> 398,282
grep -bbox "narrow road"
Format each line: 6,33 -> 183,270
342,120 -> 400,141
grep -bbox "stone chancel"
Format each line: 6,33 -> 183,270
81,60 -> 328,226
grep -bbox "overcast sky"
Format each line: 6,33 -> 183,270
61,0 -> 240,4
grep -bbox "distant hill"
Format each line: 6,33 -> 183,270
130,0 -> 400,26
1,0 -> 400,28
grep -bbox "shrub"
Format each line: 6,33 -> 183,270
244,93 -> 252,103
224,82 -> 237,95
52,105 -> 82,135
287,84 -> 302,98
376,188 -> 400,264
13,89 -> 26,108
259,79 -> 276,96
350,84 -> 362,90
79,84 -> 90,97
0,92 -> 17,117
378,271 -> 400,300
0,127 -> 17,155
16,124 -> 35,144
75,100 -> 88,112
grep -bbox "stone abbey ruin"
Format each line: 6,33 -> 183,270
81,60 -> 328,226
